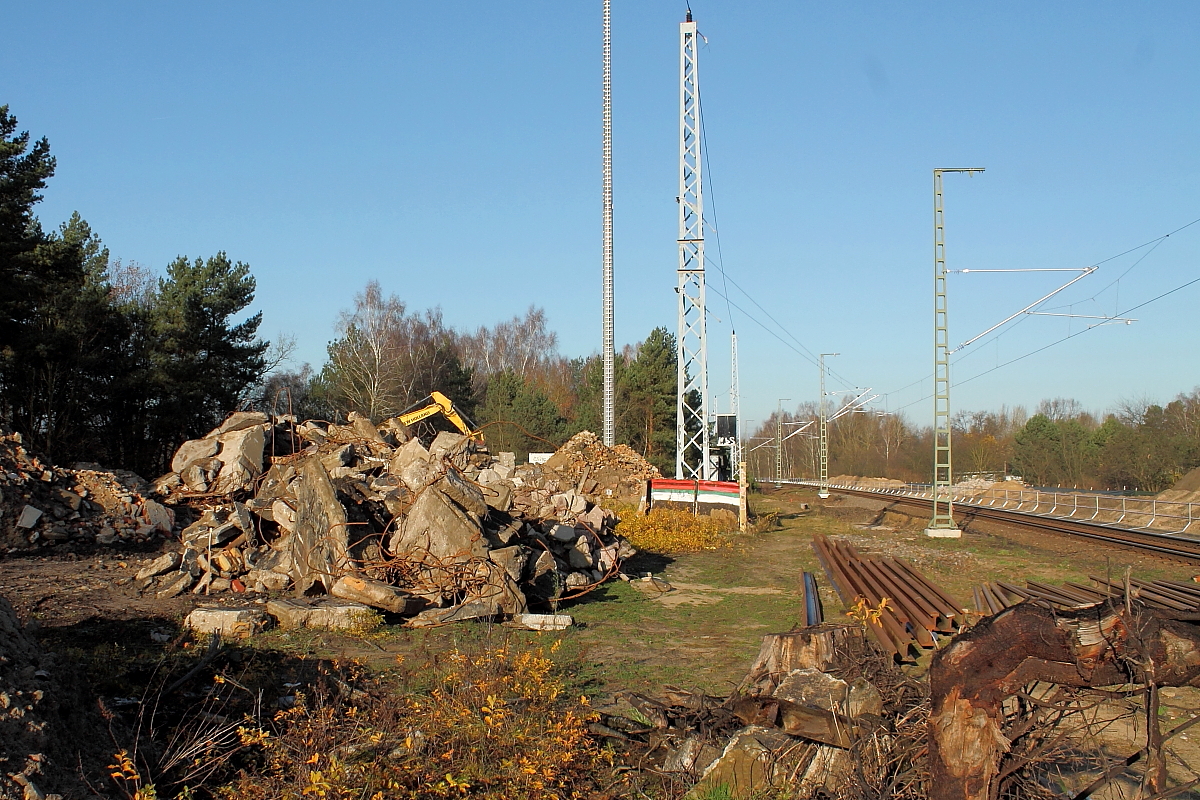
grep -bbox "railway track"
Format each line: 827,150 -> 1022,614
820,485 -> 1200,562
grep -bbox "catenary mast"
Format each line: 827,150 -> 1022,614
675,8 -> 711,479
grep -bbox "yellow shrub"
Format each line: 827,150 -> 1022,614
220,640 -> 613,800
616,507 -> 734,554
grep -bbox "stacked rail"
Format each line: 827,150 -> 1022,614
974,577 -> 1200,618
812,534 -> 964,660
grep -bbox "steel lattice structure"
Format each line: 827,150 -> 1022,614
730,330 -> 741,477
675,10 -> 711,480
818,353 -> 838,499
928,168 -> 983,536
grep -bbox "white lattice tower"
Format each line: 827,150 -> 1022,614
675,9 -> 711,480
730,330 -> 741,477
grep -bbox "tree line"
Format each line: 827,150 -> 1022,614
0,105 -> 683,477
1,106 -> 269,477
12,103 -> 1189,491
281,281 -> 682,473
748,392 -> 1200,492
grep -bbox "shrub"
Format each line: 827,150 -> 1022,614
219,639 -> 614,799
616,507 -> 734,554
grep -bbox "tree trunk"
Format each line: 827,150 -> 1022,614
928,601 -> 1200,800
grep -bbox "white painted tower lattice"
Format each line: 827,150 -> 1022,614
675,10 -> 711,480
730,330 -> 741,478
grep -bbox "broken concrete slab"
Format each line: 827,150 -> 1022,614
245,568 -> 290,592
428,431 -> 469,462
686,725 -> 797,800
390,438 -> 443,492
387,486 -> 488,562
406,601 -> 497,627
487,545 -> 528,583
568,536 -> 594,569
504,613 -> 573,631
469,559 -> 527,615
15,505 -> 43,529
156,571 -> 195,598
549,524 -> 577,543
185,607 -> 271,638
266,598 -> 379,630
135,551 -> 182,581
171,438 -> 220,473
330,575 -> 415,614
289,459 -> 353,596
209,411 -> 270,437
141,500 -> 175,533
211,425 -> 266,494
436,470 -> 487,517
348,411 -> 385,443
479,481 -> 513,512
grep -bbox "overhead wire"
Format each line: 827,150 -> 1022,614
696,89 -> 860,393
888,272 -> 1195,417
880,214 -> 1200,410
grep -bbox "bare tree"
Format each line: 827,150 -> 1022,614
324,282 -> 412,421
459,306 -> 559,389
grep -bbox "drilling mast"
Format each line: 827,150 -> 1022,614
601,0 -> 616,447
675,9 -> 711,480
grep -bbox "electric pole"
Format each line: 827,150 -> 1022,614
775,398 -> 789,488
927,168 -> 984,538
675,8 -> 711,480
818,353 -> 838,499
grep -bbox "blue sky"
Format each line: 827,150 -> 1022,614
4,2 -> 1198,434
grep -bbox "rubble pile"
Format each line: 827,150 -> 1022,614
827,475 -> 905,489
145,414 -> 645,628
595,624 -> 922,799
0,431 -> 174,552
0,596 -> 59,800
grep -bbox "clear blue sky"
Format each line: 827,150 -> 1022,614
4,2 -> 1198,434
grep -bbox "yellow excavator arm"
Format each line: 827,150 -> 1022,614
398,391 -> 483,442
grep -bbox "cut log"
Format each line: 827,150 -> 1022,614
928,601 -> 1200,800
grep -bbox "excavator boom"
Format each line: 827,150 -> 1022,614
398,391 -> 483,442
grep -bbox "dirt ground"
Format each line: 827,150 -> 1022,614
4,484 -> 1199,687
3,484 -> 1200,796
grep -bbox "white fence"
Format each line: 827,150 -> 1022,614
788,480 -> 1200,540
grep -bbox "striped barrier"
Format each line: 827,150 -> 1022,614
650,478 -> 740,515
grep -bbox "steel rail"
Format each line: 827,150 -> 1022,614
819,485 -> 1200,562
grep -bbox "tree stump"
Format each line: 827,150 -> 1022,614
741,624 -> 860,695
928,601 -> 1200,800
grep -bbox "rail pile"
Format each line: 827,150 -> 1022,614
811,534 -> 964,659
974,576 -> 1200,617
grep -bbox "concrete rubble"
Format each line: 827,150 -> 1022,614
0,430 -> 174,552
592,624 -> 891,800
145,416 -> 646,629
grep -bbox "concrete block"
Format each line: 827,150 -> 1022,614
186,607 -> 271,638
